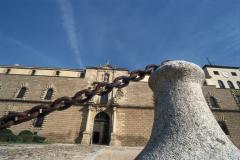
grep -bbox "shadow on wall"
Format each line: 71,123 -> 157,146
75,107 -> 88,144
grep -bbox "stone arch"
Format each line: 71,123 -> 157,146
40,84 -> 56,100
14,82 -> 29,99
227,80 -> 235,89
92,112 -> 110,145
218,80 -> 225,88
206,92 -> 220,108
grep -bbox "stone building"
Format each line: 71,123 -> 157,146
0,63 -> 239,148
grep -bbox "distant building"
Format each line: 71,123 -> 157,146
0,63 -> 239,148
203,65 -> 240,89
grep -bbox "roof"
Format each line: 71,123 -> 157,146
0,64 -> 129,72
86,66 -> 129,71
0,64 -> 84,72
202,65 -> 240,70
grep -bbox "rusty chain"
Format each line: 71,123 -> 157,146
0,64 -> 159,130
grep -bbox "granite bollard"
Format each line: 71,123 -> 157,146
136,60 -> 240,160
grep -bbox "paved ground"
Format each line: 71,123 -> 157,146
0,144 -> 107,160
0,144 -> 143,160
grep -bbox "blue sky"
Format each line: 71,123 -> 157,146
0,0 -> 239,70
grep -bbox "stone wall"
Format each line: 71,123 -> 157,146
117,107 -> 154,146
0,68 -> 239,148
213,111 -> 240,148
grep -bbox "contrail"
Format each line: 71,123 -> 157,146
57,0 -> 84,67
0,32 -> 60,66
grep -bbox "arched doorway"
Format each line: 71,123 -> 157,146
92,112 -> 110,145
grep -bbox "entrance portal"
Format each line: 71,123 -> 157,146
92,112 -> 110,145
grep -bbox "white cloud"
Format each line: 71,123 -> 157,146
57,0 -> 84,67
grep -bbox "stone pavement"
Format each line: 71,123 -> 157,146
0,144 -> 107,160
0,144 -> 143,160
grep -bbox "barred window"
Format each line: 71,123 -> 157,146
236,96 -> 240,104
210,96 -> 219,108
237,81 -> 240,89
16,87 -> 27,98
227,81 -> 235,89
218,121 -> 229,135
100,94 -> 108,104
218,80 -> 225,89
44,88 -> 53,100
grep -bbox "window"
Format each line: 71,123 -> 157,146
213,71 -> 219,75
218,121 -> 229,135
80,72 -> 85,78
56,71 -> 60,76
16,87 -> 27,98
103,73 -> 109,82
6,68 -> 10,74
231,72 -> 237,76
100,94 -> 108,104
218,80 -> 225,88
236,96 -> 240,104
227,81 -> 235,89
209,96 -> 219,108
203,81 -> 207,85
237,81 -> 240,89
34,116 -> 44,127
31,70 -> 36,75
44,88 -> 53,100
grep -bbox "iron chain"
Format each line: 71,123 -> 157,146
0,64 -> 159,130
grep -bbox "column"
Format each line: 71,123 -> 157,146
81,105 -> 93,145
110,106 -> 121,146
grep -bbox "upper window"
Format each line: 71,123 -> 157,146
56,71 -> 60,76
80,72 -> 85,78
237,81 -> 240,89
6,68 -> 11,74
31,70 -> 36,76
218,121 -> 229,135
213,71 -> 219,75
44,88 -> 53,100
100,94 -> 108,104
209,96 -> 219,108
231,72 -> 237,76
227,81 -> 235,89
218,80 -> 225,89
236,96 -> 240,104
16,87 -> 27,98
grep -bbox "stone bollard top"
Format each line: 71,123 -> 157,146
149,60 -> 205,92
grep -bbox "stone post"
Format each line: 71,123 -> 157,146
110,106 -> 121,146
81,105 -> 93,145
136,60 -> 240,160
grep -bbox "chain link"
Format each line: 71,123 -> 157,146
0,64 -> 159,130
